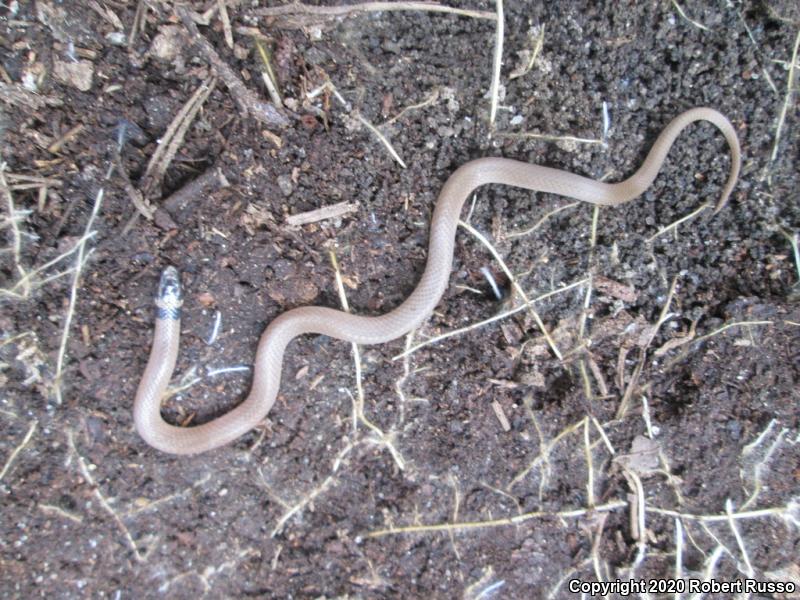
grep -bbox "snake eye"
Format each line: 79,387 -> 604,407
157,266 -> 183,304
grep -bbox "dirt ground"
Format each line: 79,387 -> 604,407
1,0 -> 799,598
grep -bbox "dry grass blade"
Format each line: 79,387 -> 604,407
46,124 -> 85,154
254,1 -> 496,20
141,76 -> 217,198
365,500 -> 626,537
670,0 -> 710,31
356,113 -> 407,168
254,38 -> 283,108
329,250 -> 405,470
494,131 -> 604,145
616,276 -> 678,418
0,165 -> 26,289
488,0 -> 504,128
394,278 -> 588,360
383,88 -> 440,126
1,231 -> 97,300
53,162 -> 114,404
0,420 -> 38,482
646,202 -> 711,243
505,201 -> 580,240
664,320 -> 774,369
768,28 -> 800,179
459,219 -> 562,359
509,25 -> 545,80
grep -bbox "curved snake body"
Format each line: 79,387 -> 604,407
134,107 -> 741,455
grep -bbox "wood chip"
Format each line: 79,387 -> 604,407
285,201 -> 358,227
654,319 -> 698,356
162,166 -> 230,213
0,83 -> 63,109
47,124 -> 84,154
52,58 -> 94,91
614,435 -> 660,476
491,400 -> 511,432
594,275 -> 638,303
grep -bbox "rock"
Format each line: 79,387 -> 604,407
52,58 -> 93,91
277,174 -> 294,196
149,26 -> 182,62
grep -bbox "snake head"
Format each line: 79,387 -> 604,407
155,266 -> 183,319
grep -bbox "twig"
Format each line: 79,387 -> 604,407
176,6 -> 288,128
286,201 -> 359,227
0,82 -> 63,109
616,276 -> 678,418
217,0 -> 233,48
128,0 -> 147,46
116,155 -> 154,221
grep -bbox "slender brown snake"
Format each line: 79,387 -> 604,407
134,107 -> 741,455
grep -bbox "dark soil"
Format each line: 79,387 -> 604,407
1,1 -> 799,598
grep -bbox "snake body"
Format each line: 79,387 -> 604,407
134,107 -> 741,455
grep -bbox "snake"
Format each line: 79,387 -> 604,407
134,107 -> 741,455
